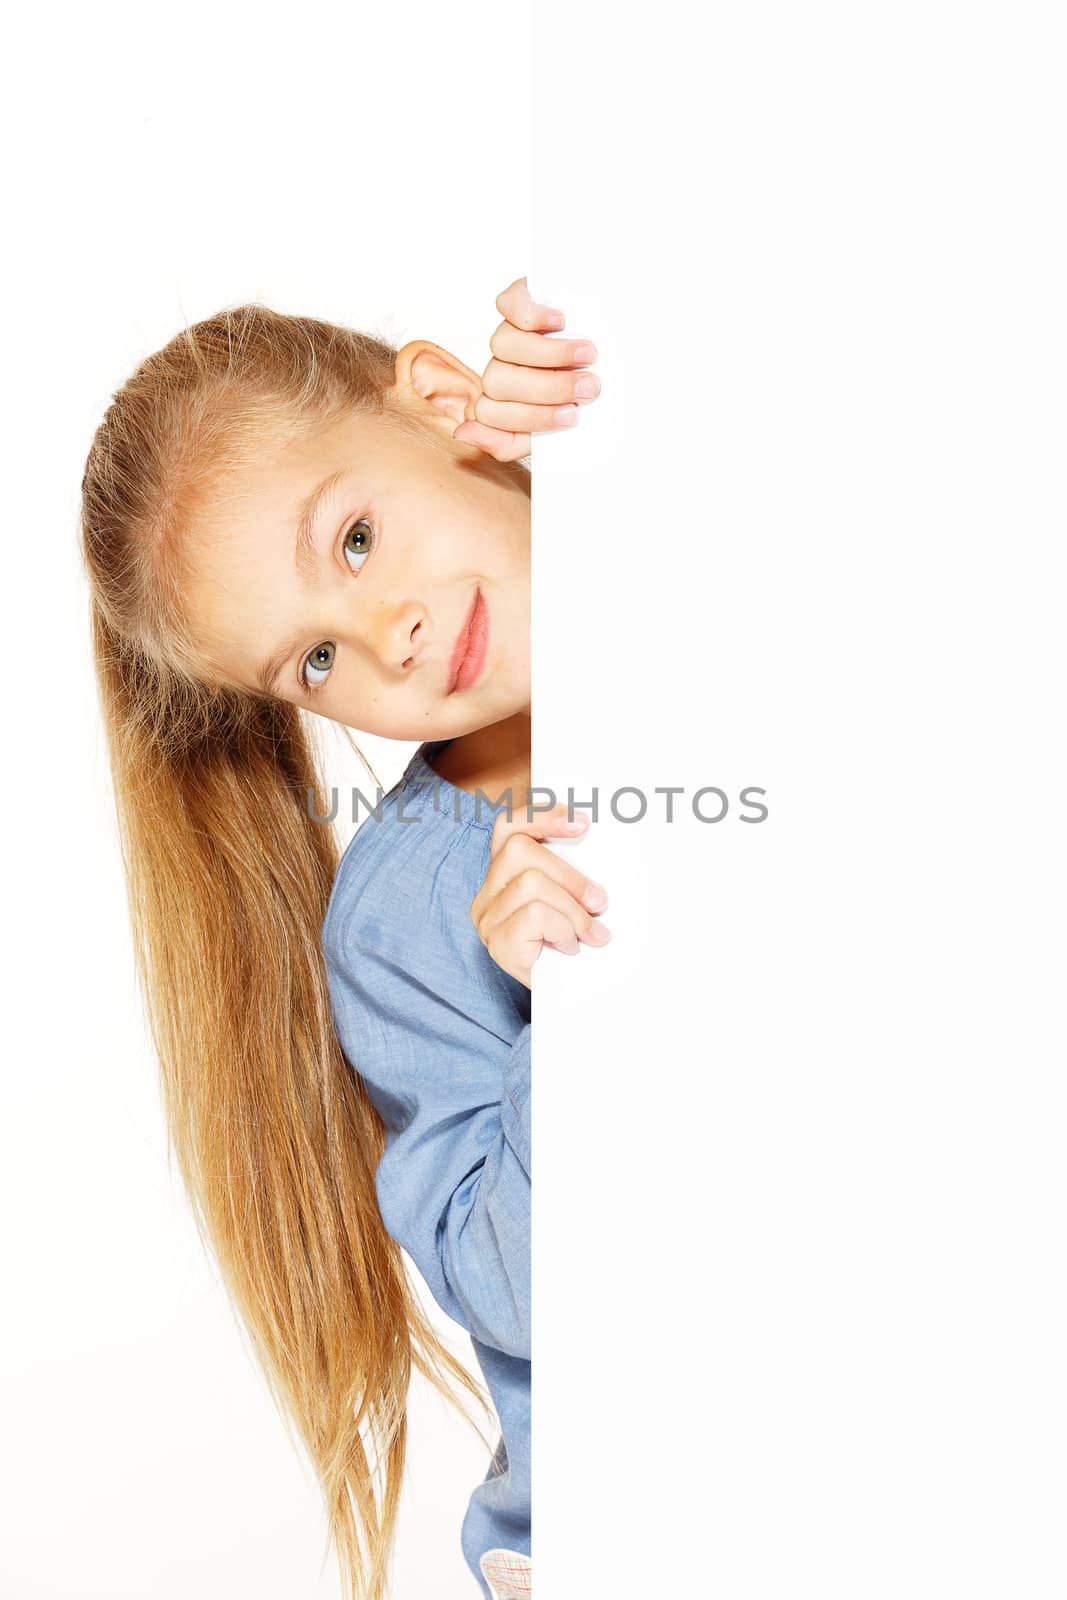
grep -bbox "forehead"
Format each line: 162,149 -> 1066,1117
217,407 -> 380,506
192,406 -> 412,553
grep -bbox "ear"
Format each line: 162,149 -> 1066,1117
391,340 -> 481,432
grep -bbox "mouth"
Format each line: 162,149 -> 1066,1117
447,586 -> 489,694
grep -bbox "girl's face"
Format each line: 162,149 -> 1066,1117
186,403 -> 530,742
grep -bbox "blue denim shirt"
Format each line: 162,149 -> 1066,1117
321,739 -> 531,1596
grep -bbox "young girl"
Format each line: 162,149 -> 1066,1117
78,278 -> 607,1600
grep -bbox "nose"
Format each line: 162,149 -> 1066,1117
365,599 -> 428,672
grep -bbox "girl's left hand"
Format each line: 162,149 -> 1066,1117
453,276 -> 601,462
470,803 -> 612,988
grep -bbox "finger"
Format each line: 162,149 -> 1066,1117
472,394 -> 579,435
452,419 -> 531,462
489,801 -> 591,856
495,276 -> 567,332
474,866 -> 609,955
473,834 -> 608,922
490,321 -> 597,370
482,357 -> 602,409
476,877 -> 588,953
490,900 -> 595,986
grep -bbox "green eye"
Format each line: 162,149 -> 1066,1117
303,641 -> 335,691
343,516 -> 375,570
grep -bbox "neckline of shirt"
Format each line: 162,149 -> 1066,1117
400,739 -> 511,832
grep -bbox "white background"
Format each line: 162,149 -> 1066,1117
532,3 -> 1067,1597
2,4 -> 528,1597
5,3 -> 1067,1600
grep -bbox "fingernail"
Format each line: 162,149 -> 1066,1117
561,813 -> 589,831
574,376 -> 600,399
545,311 -> 565,329
554,406 -> 578,426
585,922 -> 613,945
583,885 -> 608,912
573,343 -> 597,363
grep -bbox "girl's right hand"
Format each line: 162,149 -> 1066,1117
470,804 -> 613,988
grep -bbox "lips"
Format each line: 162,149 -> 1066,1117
448,587 -> 489,694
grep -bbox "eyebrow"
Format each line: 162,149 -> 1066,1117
254,468 -> 346,696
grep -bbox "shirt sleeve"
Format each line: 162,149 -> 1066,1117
324,914 -> 532,1363
437,1020 -> 531,1359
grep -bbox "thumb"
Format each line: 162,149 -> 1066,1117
452,419 -> 531,462
489,802 -> 591,860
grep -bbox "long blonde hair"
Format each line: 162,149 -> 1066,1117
79,304 -> 498,1599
